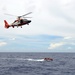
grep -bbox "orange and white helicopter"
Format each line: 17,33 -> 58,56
4,12 -> 32,28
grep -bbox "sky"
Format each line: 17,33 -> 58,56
0,0 -> 75,52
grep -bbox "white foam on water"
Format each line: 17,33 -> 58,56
27,58 -> 44,61
0,58 -> 45,61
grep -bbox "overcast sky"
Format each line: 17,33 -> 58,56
0,0 -> 75,52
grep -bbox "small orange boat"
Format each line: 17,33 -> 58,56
44,58 -> 53,61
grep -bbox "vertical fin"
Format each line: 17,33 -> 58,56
4,20 -> 10,28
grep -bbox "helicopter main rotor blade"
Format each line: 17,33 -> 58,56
23,17 -> 32,18
22,12 -> 32,17
4,13 -> 17,17
4,12 -> 32,18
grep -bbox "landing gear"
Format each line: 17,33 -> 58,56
27,23 -> 29,25
11,25 -> 14,28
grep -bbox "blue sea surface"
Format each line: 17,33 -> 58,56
0,52 -> 75,75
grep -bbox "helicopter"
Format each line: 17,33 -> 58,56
4,12 -> 32,28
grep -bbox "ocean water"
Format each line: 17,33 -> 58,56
0,52 -> 75,75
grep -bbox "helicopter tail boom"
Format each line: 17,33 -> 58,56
4,20 -> 10,28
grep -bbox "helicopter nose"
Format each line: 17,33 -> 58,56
28,20 -> 31,23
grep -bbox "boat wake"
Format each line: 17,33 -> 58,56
26,58 -> 44,61
0,58 -> 44,62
